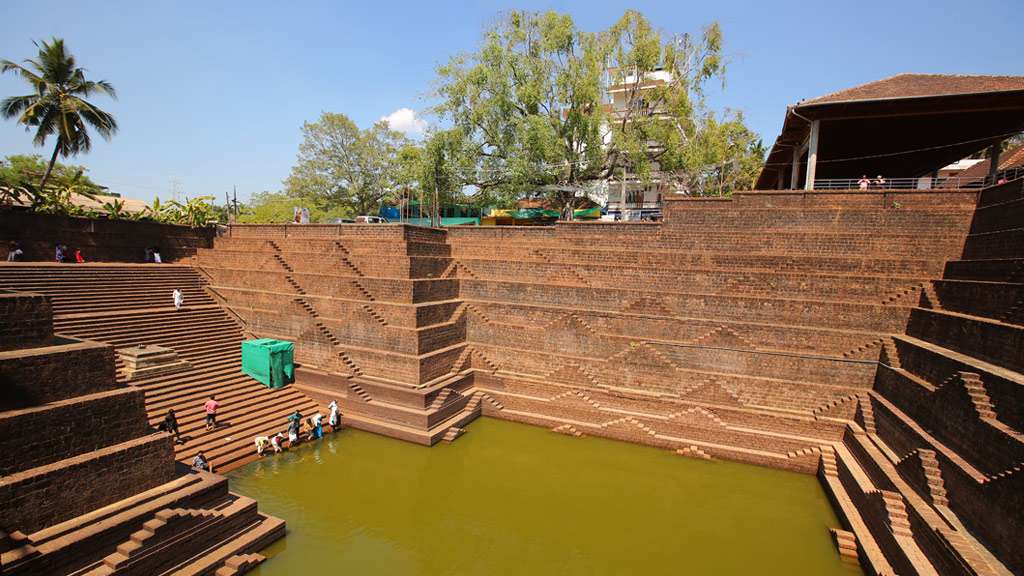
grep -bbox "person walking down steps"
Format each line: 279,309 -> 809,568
173,288 -> 184,311
158,408 -> 182,444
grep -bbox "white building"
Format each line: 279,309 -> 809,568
601,67 -> 678,221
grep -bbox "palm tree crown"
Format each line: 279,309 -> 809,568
1,38 -> 117,189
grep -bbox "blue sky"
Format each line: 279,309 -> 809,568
1,0 -> 1021,203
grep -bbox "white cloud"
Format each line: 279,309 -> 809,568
380,107 -> 427,135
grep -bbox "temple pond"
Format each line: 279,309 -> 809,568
230,418 -> 863,575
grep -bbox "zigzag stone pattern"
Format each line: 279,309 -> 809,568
186,181 -> 1024,575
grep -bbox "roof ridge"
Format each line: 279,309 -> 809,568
799,72 -> 1024,107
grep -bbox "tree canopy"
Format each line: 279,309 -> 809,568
432,10 -> 764,213
1,38 -> 118,189
0,154 -> 102,193
284,112 -> 408,217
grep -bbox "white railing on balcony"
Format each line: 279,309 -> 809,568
812,168 -> 1022,191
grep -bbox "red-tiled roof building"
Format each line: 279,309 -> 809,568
755,74 -> 1024,190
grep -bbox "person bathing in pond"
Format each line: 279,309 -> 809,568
328,399 -> 340,431
255,435 -> 271,457
270,433 -> 285,453
158,409 -> 182,443
204,395 -> 219,430
310,413 -> 324,439
173,288 -> 184,311
192,451 -> 211,472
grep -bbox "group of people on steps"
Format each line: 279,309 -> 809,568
155,394 -> 343,472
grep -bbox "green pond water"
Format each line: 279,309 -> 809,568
229,418 -> 863,575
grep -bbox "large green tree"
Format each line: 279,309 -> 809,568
1,38 -> 118,190
284,112 -> 408,216
433,10 -> 764,213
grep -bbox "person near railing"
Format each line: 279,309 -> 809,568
858,175 -> 870,190
874,175 -> 886,188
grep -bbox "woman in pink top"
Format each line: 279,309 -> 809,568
204,396 -> 220,430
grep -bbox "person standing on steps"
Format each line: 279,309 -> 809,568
204,395 -> 220,430
328,399 -> 340,432
173,288 -> 184,311
55,244 -> 65,263
74,247 -> 85,263
158,409 -> 182,443
287,410 -> 303,445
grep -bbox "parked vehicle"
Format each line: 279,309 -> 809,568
355,215 -> 389,224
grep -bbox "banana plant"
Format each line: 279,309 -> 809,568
102,198 -> 125,219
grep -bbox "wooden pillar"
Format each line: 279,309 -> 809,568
804,120 -> 820,191
790,147 -> 801,190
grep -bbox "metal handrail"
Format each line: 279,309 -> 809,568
812,168 -> 1023,191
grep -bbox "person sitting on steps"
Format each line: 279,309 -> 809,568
173,288 -> 184,311
192,451 -> 212,472
7,241 -> 23,261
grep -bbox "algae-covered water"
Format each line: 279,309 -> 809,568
230,418 -> 862,575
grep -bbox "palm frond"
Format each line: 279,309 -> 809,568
0,94 -> 36,120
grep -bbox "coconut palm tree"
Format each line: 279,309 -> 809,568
1,38 -> 117,190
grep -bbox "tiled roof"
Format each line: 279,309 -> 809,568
800,73 -> 1024,106
953,143 -> 1024,180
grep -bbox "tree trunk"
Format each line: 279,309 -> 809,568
39,140 -> 61,190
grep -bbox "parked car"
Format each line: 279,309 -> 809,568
355,215 -> 389,224
326,218 -> 356,224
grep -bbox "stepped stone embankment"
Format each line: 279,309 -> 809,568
197,183 -> 1024,575
0,288 -> 283,575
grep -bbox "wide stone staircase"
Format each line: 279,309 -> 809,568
0,289 -> 282,575
0,263 -> 319,473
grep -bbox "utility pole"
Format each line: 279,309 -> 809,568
232,187 -> 239,216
